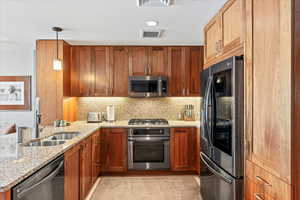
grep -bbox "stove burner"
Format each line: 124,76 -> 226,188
128,119 -> 169,125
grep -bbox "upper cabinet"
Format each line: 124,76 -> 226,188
204,0 -> 244,68
129,46 -> 168,76
148,47 -> 168,76
169,47 -> 203,96
93,47 -> 110,97
110,47 -> 129,97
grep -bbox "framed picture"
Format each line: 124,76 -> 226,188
0,76 -> 31,111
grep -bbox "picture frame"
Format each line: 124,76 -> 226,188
0,76 -> 31,111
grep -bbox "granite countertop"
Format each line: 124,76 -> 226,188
0,120 -> 200,192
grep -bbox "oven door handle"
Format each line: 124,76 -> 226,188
128,137 -> 170,142
204,76 -> 213,145
17,160 -> 64,198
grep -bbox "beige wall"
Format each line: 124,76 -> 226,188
77,97 -> 202,121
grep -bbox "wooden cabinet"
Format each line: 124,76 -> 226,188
92,130 -> 101,184
148,46 -> 168,76
110,47 -> 129,97
36,40 -> 73,125
71,46 -> 93,96
65,144 -> 81,200
245,161 -> 291,200
245,0 -> 291,183
129,47 -> 148,76
129,46 -> 168,76
65,131 -> 99,200
204,15 -> 222,65
186,47 -> 203,96
101,128 -> 127,173
169,47 -> 203,96
168,47 -> 186,96
170,128 -> 197,171
204,0 -> 244,68
92,47 -> 110,96
80,136 -> 93,200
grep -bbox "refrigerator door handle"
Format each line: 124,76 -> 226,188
204,76 -> 213,145
200,152 -> 233,184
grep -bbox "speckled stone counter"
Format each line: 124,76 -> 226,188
0,120 -> 200,192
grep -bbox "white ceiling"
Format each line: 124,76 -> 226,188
0,0 -> 226,46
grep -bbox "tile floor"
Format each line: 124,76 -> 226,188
90,176 -> 201,200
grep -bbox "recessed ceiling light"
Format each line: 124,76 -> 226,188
145,20 -> 159,27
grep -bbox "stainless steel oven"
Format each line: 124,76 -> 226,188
128,128 -> 170,170
129,76 -> 168,98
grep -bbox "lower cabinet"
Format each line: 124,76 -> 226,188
92,130 -> 101,183
65,130 -> 100,200
245,161 -> 292,200
170,127 -> 197,172
101,128 -> 127,173
80,136 -> 93,200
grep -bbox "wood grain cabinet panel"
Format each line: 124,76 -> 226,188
92,130 -> 101,184
101,128 -> 127,173
80,136 -> 93,200
148,46 -> 168,76
245,0 -> 292,184
129,47 -> 148,76
171,128 -> 196,171
168,47 -> 187,96
110,47 -> 129,97
186,47 -> 203,96
92,47 -> 110,96
0,191 -> 11,200
220,0 -> 243,53
71,46 -> 93,96
64,145 -> 81,200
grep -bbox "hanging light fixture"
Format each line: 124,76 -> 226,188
52,27 -> 63,71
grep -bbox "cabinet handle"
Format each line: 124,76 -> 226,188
148,66 -> 151,75
256,176 -> 272,187
254,194 -> 264,200
183,88 -> 186,96
144,67 -> 147,75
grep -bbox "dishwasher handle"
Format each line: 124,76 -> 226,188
17,160 -> 64,198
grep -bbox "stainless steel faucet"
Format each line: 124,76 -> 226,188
33,97 -> 43,139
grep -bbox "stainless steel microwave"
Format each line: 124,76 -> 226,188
128,76 -> 168,98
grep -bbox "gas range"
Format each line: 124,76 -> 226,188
128,119 -> 169,126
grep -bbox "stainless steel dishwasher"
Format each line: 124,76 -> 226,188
12,155 -> 64,200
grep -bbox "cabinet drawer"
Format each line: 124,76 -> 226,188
246,161 -> 291,200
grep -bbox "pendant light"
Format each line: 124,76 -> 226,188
52,27 -> 63,71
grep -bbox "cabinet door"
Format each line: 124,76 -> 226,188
71,46 -> 93,96
245,0 -> 291,183
80,137 -> 93,200
110,47 -> 129,97
92,47 -> 110,96
186,47 -> 203,96
168,47 -> 187,96
101,128 -> 127,172
204,15 -> 221,66
148,47 -> 168,76
92,130 -> 101,184
64,145 -> 81,200
220,0 -> 243,54
129,47 -> 148,76
171,128 -> 196,171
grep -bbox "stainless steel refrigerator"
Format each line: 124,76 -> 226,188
200,56 -> 244,200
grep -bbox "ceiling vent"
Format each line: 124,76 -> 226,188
141,30 -> 163,38
137,0 -> 172,7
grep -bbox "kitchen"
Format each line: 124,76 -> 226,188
0,0 -> 299,200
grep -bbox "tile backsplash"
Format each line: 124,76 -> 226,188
77,97 -> 202,121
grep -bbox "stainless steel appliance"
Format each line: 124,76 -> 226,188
87,112 -> 102,123
129,76 -> 168,98
200,56 -> 244,200
128,119 -> 170,170
12,155 -> 64,200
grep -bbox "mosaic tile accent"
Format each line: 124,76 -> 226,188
77,97 -> 202,121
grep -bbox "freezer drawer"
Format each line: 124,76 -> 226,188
200,153 -> 243,200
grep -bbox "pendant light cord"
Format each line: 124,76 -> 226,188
56,31 -> 59,59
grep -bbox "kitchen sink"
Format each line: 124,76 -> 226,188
47,132 -> 80,140
24,140 -> 66,147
